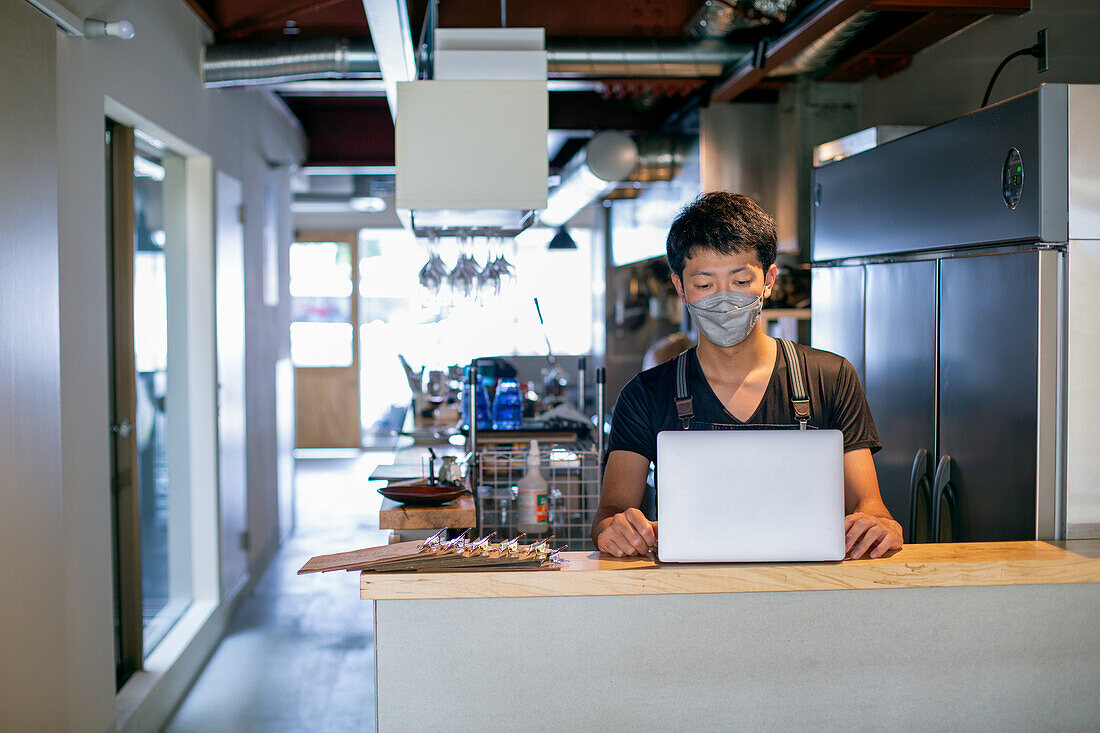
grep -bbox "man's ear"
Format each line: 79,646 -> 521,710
763,264 -> 778,298
670,273 -> 687,304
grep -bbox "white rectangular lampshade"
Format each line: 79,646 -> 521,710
395,80 -> 548,211
433,50 -> 547,81
433,27 -> 547,81
434,28 -> 545,52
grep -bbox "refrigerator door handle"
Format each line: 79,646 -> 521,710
931,455 -> 961,543
908,448 -> 933,543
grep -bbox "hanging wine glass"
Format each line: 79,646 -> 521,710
418,235 -> 450,309
478,235 -> 503,299
494,236 -> 517,295
448,234 -> 481,304
418,255 -> 441,292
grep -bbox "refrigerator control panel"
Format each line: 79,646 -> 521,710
1003,147 -> 1024,209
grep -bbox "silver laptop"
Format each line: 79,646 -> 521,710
656,429 -> 846,562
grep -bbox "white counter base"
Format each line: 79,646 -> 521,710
375,583 -> 1100,731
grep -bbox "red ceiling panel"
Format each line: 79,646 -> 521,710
432,0 -> 700,37
185,0 -> 369,40
285,97 -> 395,167
191,0 -> 701,41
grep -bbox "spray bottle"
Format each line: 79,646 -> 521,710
516,440 -> 549,534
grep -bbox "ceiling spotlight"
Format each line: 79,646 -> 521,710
83,18 -> 135,40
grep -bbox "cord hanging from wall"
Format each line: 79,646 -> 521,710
981,29 -> 1048,108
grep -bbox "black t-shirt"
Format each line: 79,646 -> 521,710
607,342 -> 881,465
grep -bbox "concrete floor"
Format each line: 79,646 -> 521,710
165,453 -> 391,733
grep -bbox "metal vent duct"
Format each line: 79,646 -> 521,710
630,135 -> 692,183
203,38 -> 380,87
540,132 -> 692,227
203,38 -> 748,88
546,38 -> 748,78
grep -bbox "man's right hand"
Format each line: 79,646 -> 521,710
596,508 -> 657,557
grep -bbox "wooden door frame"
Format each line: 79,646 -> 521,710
107,119 -> 143,684
292,230 -> 362,449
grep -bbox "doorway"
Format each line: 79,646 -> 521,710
215,171 -> 248,599
290,231 -> 361,449
107,120 -> 194,686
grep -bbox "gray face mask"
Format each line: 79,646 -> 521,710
686,289 -> 764,347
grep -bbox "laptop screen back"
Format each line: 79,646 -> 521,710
655,429 -> 846,562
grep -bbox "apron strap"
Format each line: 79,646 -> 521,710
674,350 -> 693,430
779,338 -> 811,430
675,342 -> 810,430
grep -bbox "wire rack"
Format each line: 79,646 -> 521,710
474,442 -> 601,551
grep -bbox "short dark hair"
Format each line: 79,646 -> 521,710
665,192 -> 777,277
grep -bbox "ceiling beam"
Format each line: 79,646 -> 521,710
361,0 -> 416,121
710,0 -> 1031,102
869,0 -> 1029,12
711,0 -> 873,104
822,11 -> 985,82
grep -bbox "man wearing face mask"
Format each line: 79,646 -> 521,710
592,192 -> 903,560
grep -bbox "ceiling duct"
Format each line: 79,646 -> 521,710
685,0 -> 798,38
629,135 -> 693,183
203,38 -> 379,88
546,38 -> 748,78
540,131 -> 692,227
540,130 -> 637,227
767,10 -> 879,76
203,37 -> 748,88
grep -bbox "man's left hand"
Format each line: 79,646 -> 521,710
844,512 -> 903,559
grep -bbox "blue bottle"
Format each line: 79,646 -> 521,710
492,378 -> 523,430
463,373 -> 492,430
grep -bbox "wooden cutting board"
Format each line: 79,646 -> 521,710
299,538 -> 558,574
298,540 -> 427,574
379,494 -> 476,530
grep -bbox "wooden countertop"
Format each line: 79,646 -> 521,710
360,540 -> 1100,600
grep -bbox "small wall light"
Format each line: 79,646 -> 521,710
83,18 -> 135,40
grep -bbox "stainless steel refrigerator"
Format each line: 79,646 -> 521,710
810,84 -> 1100,543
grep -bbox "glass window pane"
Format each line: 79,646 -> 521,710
290,241 -> 353,300
290,295 -> 352,324
134,147 -> 190,657
290,240 -> 355,367
291,322 -> 355,367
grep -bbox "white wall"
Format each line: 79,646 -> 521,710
0,2 -> 66,730
861,0 -> 1100,127
1,0 -> 305,729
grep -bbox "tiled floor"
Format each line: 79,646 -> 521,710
165,453 -> 392,733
